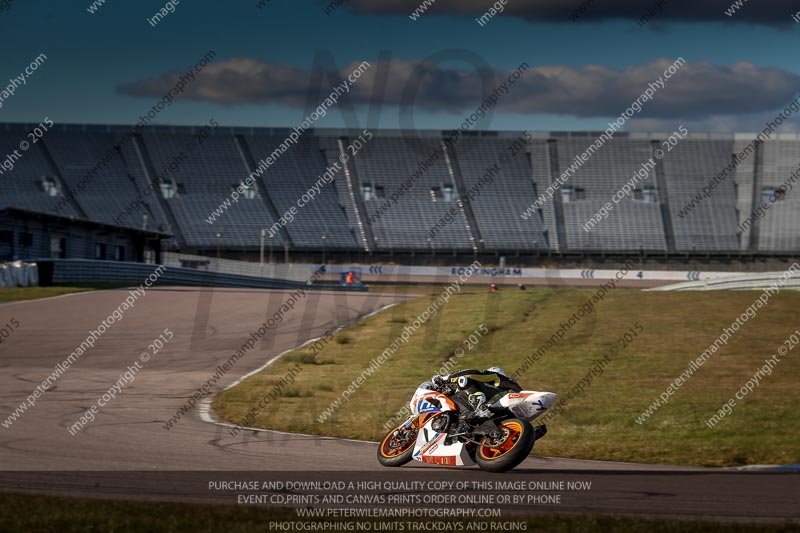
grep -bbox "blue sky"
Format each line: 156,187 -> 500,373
1,0 -> 800,132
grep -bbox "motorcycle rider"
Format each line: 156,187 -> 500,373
432,367 -> 522,419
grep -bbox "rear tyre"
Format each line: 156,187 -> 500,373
377,422 -> 418,467
475,418 -> 535,473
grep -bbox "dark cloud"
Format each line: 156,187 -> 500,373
118,58 -> 314,107
344,0 -> 799,25
117,57 -> 800,120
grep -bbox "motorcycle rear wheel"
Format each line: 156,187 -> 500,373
475,418 -> 535,473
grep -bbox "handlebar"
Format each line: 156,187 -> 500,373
436,383 -> 455,394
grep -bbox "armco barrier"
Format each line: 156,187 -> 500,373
162,252 -> 313,282
35,259 -> 366,291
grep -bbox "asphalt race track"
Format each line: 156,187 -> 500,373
0,287 -> 798,522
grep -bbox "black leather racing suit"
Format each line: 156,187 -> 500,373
446,369 -> 522,415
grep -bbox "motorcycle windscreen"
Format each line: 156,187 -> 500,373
494,391 -> 558,421
409,388 -> 456,416
409,385 -> 439,415
412,424 -> 473,466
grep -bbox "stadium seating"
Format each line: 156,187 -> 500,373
45,130 -> 163,229
345,135 -> 475,251
555,135 -> 655,193
563,200 -> 666,252
757,139 -> 800,252
245,134 -> 358,250
733,136 -> 758,252
551,134 -> 667,252
2,123 -> 798,256
141,131 -> 284,249
0,131 -> 82,218
116,136 -> 171,231
454,136 -> 551,251
661,138 -> 740,252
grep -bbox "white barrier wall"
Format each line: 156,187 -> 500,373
163,253 -> 743,284
314,264 -> 741,283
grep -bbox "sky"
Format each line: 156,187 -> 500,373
1,0 -> 800,133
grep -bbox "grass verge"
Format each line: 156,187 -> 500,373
214,287 -> 800,467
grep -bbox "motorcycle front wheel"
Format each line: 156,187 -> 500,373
475,418 -> 535,473
377,422 -> 418,467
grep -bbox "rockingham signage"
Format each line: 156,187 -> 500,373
451,267 -> 522,277
316,264 -> 740,282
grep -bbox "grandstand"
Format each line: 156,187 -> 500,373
246,133 -> 357,250
0,130 -> 82,218
349,134 -> 474,252
555,133 -> 666,252
1,122 -> 798,262
756,139 -> 800,252
453,136 -> 551,251
662,136 -> 740,252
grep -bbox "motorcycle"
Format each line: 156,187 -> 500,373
378,380 -> 557,472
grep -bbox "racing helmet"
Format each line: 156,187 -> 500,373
486,366 -> 507,377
